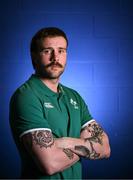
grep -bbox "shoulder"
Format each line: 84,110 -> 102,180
10,79 -> 38,106
12,81 -> 32,97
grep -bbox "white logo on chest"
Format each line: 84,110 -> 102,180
70,98 -> 79,109
44,102 -> 54,108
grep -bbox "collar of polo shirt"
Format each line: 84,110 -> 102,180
30,74 -> 66,97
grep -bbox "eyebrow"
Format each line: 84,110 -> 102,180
41,47 -> 67,50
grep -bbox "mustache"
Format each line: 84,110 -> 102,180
45,62 -> 63,68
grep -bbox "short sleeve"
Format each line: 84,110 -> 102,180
9,89 -> 51,138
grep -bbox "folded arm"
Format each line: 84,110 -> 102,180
21,120 -> 110,176
21,130 -> 79,175
55,120 -> 111,159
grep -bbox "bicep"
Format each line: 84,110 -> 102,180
80,119 -> 107,141
80,120 -> 111,159
80,120 -> 111,156
21,129 -> 56,174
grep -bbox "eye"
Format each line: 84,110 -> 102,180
58,49 -> 66,54
41,49 -> 52,55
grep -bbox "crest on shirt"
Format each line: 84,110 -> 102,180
70,98 -> 79,109
44,102 -> 54,108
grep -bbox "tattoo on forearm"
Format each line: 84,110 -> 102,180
75,145 -> 90,157
32,130 -> 54,148
75,144 -> 100,159
89,141 -> 100,159
84,123 -> 104,145
77,122 -> 105,159
63,148 -> 74,160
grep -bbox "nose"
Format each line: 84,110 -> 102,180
50,50 -> 59,62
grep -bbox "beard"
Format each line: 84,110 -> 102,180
36,61 -> 66,79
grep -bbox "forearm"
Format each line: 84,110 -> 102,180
55,133 -> 110,160
55,121 -> 111,160
45,145 -> 80,173
55,137 -> 100,159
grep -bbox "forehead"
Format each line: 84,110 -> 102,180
42,36 -> 67,48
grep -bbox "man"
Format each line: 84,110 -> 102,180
9,27 -> 111,179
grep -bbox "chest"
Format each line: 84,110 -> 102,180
42,96 -> 81,137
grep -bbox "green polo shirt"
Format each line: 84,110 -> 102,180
9,74 -> 93,179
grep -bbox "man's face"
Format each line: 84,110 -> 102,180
36,36 -> 67,79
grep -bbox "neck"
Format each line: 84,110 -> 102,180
40,78 -> 60,93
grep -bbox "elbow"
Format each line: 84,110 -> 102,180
103,143 -> 111,158
107,145 -> 111,158
45,167 -> 56,176
104,146 -> 111,158
41,167 -> 55,176
43,164 -> 57,175
103,133 -> 111,158
42,160 -> 61,175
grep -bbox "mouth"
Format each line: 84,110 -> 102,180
50,65 -> 61,70
45,62 -> 63,69
51,64 -> 60,67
